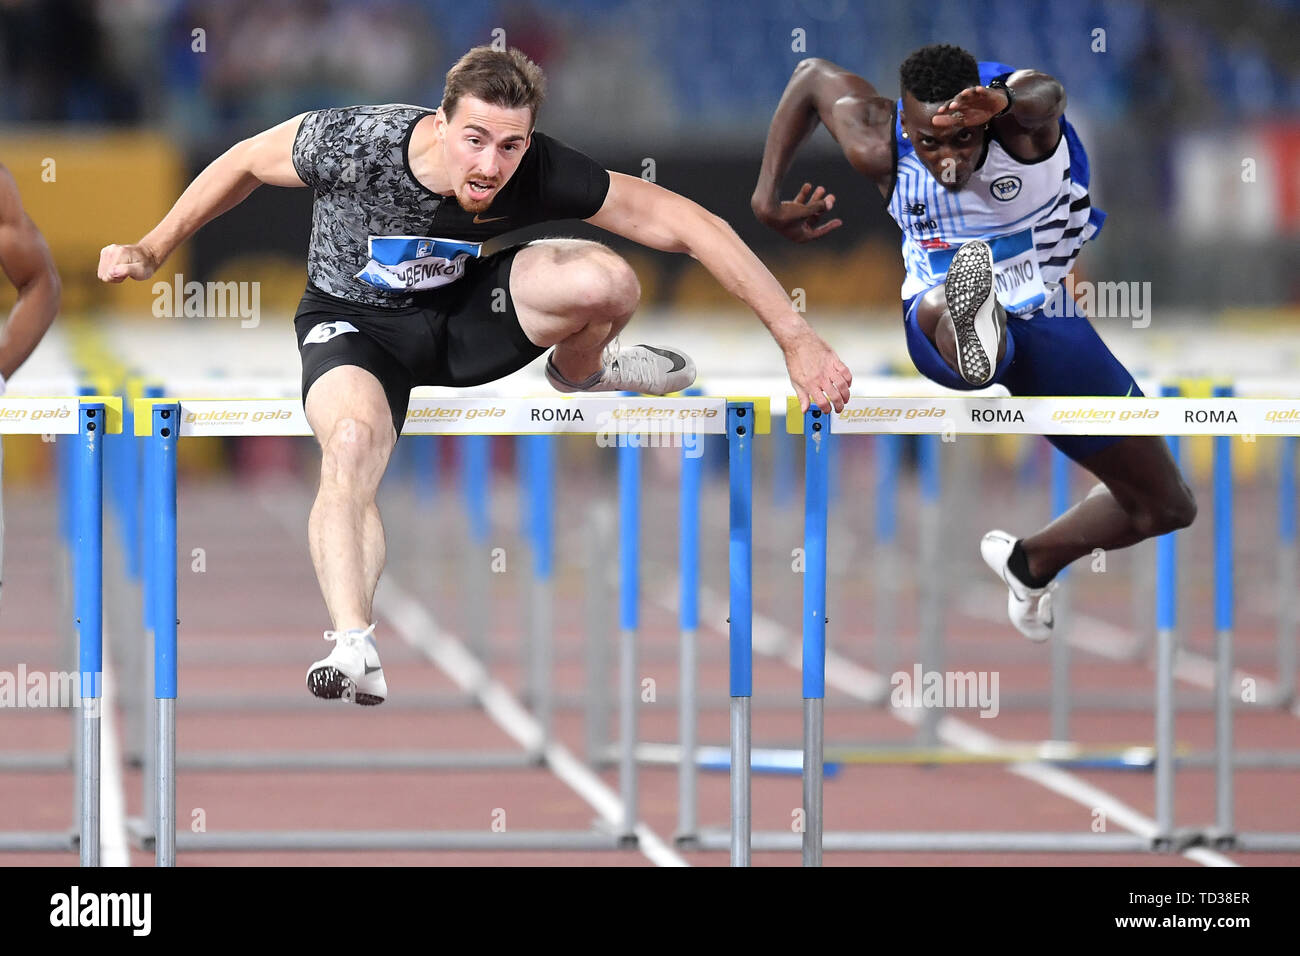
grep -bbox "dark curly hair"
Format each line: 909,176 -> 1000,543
899,44 -> 980,103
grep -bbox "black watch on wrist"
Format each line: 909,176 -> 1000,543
988,75 -> 1015,117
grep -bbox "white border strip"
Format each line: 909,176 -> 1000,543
153,392 -> 1300,438
173,396 -> 730,437
829,397 -> 1300,436
0,398 -> 80,434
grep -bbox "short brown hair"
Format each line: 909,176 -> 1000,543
441,46 -> 546,128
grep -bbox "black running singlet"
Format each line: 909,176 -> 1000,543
291,104 -> 611,308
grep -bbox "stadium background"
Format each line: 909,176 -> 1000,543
1,0 -> 1297,481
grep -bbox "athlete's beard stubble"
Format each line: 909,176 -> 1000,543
454,190 -> 492,214
453,178 -> 500,214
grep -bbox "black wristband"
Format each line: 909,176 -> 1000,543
989,75 -> 1015,117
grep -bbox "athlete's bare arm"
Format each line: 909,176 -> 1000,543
98,114 -> 309,284
932,70 -> 1065,158
752,58 -> 897,241
0,164 -> 60,381
588,171 -> 852,412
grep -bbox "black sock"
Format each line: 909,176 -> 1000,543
1007,540 -> 1055,590
546,355 -> 602,390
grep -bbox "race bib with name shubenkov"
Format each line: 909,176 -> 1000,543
355,236 -> 483,292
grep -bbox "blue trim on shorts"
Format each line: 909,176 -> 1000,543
902,288 -> 1141,464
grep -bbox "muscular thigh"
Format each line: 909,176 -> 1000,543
1075,435 -> 1186,511
304,365 -> 397,480
295,295 -> 423,438
508,238 -> 635,346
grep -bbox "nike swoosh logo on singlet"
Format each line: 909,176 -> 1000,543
473,214 -> 507,224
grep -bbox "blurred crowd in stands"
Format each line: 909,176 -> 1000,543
2,0 -> 1296,145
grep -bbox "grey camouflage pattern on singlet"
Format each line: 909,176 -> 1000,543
292,104 -> 442,308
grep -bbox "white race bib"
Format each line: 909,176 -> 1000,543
990,231 -> 1048,315
355,236 -> 483,292
927,228 -> 1047,315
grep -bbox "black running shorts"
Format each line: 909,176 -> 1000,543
294,244 -> 547,438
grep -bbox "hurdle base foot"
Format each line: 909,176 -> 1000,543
591,818 -> 639,849
126,817 -> 156,852
1204,829 -> 1238,851
673,833 -> 701,850
1150,828 -> 1202,853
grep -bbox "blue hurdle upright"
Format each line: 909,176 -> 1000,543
0,396 -> 117,863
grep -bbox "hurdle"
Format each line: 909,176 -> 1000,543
130,392 -> 763,865
659,381 -> 1155,793
0,395 -> 121,862
809,376 -> 1300,744
629,377 -> 1300,864
1003,379 -> 1300,752
114,379 -> 541,792
0,375 -> 88,776
738,388 -> 1300,863
104,377 -> 724,860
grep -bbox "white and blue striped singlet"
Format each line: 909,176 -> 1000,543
887,61 -> 1105,316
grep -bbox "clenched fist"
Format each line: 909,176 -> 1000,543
97,243 -> 160,283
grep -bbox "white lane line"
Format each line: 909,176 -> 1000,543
940,717 -> 1237,866
258,490 -> 686,868
377,578 -> 686,867
99,626 -> 130,866
962,585 -> 1300,717
671,573 -> 1237,867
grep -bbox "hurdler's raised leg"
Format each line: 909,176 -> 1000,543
509,238 -> 697,394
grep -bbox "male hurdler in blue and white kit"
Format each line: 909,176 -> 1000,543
755,43 -> 1196,641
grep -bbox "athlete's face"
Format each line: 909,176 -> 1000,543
901,93 -> 985,192
437,97 -> 533,213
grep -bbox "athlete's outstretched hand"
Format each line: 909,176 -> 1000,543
783,327 -> 852,414
755,183 -> 843,244
97,243 -> 159,283
932,85 -> 1010,129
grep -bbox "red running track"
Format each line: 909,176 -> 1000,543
2,436 -> 1297,866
